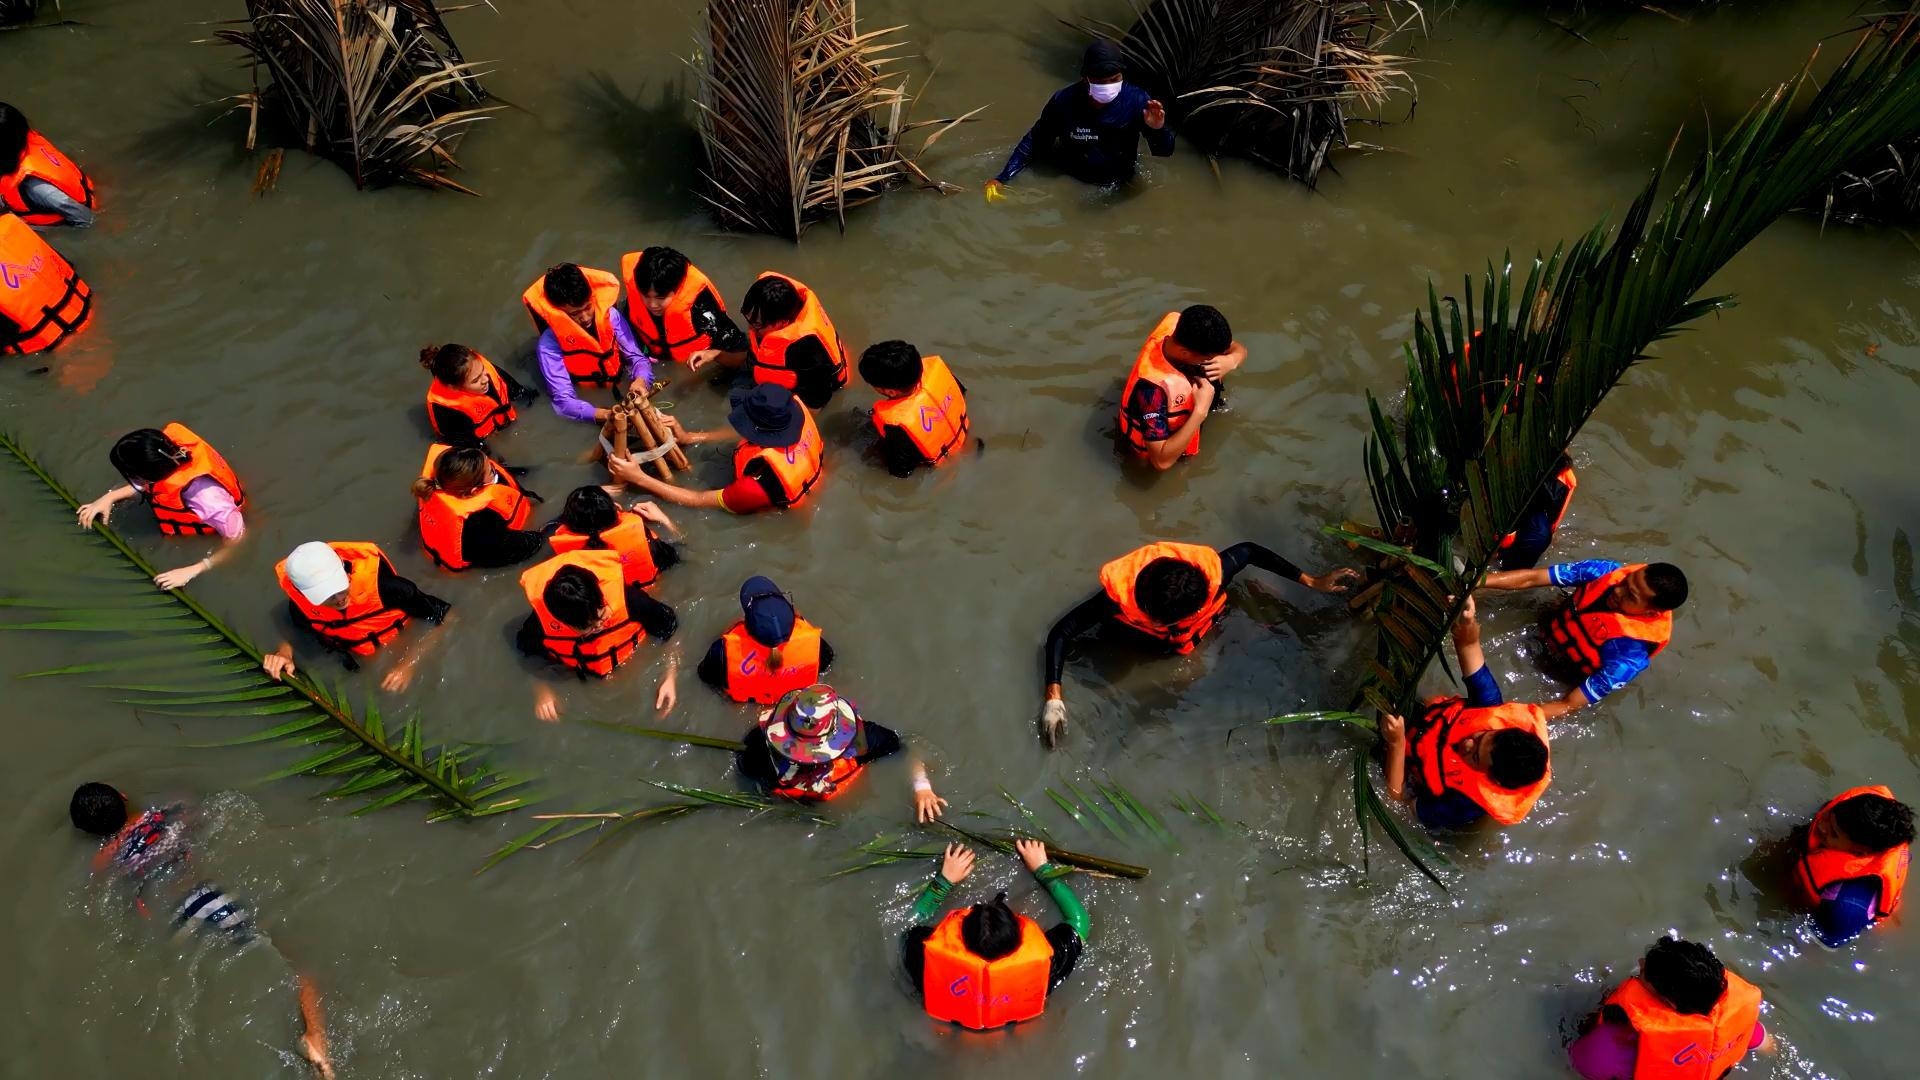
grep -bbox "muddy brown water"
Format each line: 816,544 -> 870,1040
2,1 -> 1917,1076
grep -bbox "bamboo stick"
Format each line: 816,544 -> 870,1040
612,410 -> 630,461
622,401 -> 674,482
641,403 -> 691,473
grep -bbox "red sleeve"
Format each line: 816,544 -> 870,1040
718,469 -> 773,514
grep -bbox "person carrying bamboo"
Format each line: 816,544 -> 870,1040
904,839 -> 1087,1031
1477,558 -> 1687,712
735,684 -> 945,820
262,540 -> 453,692
606,384 -> 825,515
985,39 -> 1171,198
522,262 -> 655,425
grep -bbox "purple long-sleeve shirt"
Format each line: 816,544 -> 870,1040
536,308 -> 654,423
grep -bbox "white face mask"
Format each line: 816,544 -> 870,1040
1087,80 -> 1123,105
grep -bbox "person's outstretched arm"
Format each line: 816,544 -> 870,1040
993,94 -> 1065,186
537,333 -> 609,424
902,843 -> 975,992
1480,567 -> 1552,591
1017,838 -> 1088,990
1219,542 -> 1361,594
1040,590 -> 1120,745
607,456 -> 728,510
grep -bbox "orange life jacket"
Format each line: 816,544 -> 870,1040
145,422 -> 246,537
1796,785 -> 1909,920
746,272 -> 848,394
519,551 -> 643,678
1499,464 -> 1578,550
416,444 -> 531,571
0,211 -> 92,355
1,130 -> 97,227
547,510 -> 660,587
521,268 -> 624,387
425,353 -> 517,440
1098,542 -> 1229,654
1117,313 -> 1201,458
274,542 -> 409,657
922,908 -> 1054,1030
719,617 -> 824,704
620,252 -> 722,364
871,355 -> 970,467
1545,563 -> 1673,676
1412,697 -> 1551,826
730,403 -> 825,509
1603,972 -> 1763,1080
771,754 -> 865,802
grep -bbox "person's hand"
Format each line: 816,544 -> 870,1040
1456,595 -> 1477,625
939,842 -> 975,884
262,649 -> 297,682
1039,697 -> 1068,748
1144,99 -> 1167,129
380,662 -> 415,693
914,784 -> 949,824
630,500 -> 675,531
153,559 -> 208,591
1201,357 -> 1230,381
1306,567 -> 1363,594
984,179 -> 1007,204
686,349 -> 721,372
592,407 -> 612,423
606,454 -> 645,486
77,498 -> 113,529
658,414 -> 694,443
1015,837 -> 1049,872
1380,712 -> 1406,747
1192,377 -> 1217,409
533,684 -> 561,723
654,675 -> 677,715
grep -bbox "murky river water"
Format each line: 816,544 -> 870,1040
3,1 -> 1918,1076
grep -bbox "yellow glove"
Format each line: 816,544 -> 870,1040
984,179 -> 1007,204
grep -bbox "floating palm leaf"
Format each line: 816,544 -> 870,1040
0,428 -> 533,820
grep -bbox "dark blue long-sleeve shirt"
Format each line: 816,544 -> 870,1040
995,83 -> 1174,186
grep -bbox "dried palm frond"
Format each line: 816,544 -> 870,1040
692,0 -> 983,239
207,0 -> 499,192
1072,0 -> 1421,185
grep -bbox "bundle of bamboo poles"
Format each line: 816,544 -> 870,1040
605,385 -> 690,482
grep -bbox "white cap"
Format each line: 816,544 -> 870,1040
284,542 -> 350,605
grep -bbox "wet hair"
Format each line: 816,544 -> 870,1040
741,276 -> 804,327
633,246 -> 691,296
1171,304 -> 1233,356
858,340 -> 924,392
560,486 -> 621,541
410,445 -> 490,501
1645,563 -> 1689,611
1134,557 -> 1212,625
542,263 -> 591,309
108,428 -> 190,485
0,103 -> 27,174
69,782 -> 129,836
542,565 -> 605,630
1831,793 -> 1916,852
960,892 -> 1023,961
419,343 -> 478,386
1642,936 -> 1727,1016
1487,730 -> 1549,789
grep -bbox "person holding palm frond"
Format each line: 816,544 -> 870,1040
262,540 -> 454,693
76,424 -> 247,592
986,39 -> 1171,198
735,684 -> 944,820
1478,559 -> 1686,713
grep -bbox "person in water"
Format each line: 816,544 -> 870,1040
1567,935 -> 1773,1080
76,424 -> 247,591
1380,598 -> 1553,829
859,340 -> 973,476
904,839 -> 1087,1031
548,485 -> 680,586
263,541 -> 453,691
522,262 -> 654,424
607,384 -> 825,515
698,575 -> 836,704
413,444 -> 545,572
619,245 -> 749,370
1496,454 -> 1578,570
1791,786 -> 1912,947
1,102 -> 96,227
735,684 -> 945,819
419,342 -> 537,448
691,272 -> 850,409
1479,559 -> 1686,712
68,783 -> 335,1078
1117,305 -> 1246,469
1039,540 -> 1360,744
986,39 -> 1171,198
517,548 -> 679,721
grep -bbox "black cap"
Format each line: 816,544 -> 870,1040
1082,39 -> 1124,79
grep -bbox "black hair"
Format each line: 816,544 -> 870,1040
1832,793 -> 1916,852
419,343 -> 478,386
741,276 -> 803,327
69,782 -> 128,836
108,428 -> 189,484
959,892 -> 1023,961
560,486 -> 621,541
858,339 -> 924,392
1643,935 -> 1727,1016
1134,557 -> 1212,625
1487,730 -> 1549,789
411,445 -> 489,501
543,565 -> 606,630
1645,563 -> 1689,611
542,263 -> 591,309
0,103 -> 27,174
1171,304 -> 1233,356
633,246 -> 691,296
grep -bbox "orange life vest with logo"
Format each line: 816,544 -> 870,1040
519,551 -> 643,678
1545,563 -> 1673,676
770,753 -> 865,802
1603,972 -> 1763,1080
1499,463 -> 1578,550
1796,785 -> 1909,920
1,130 -> 97,227
1098,542 -> 1229,654
620,252 -> 722,364
521,268 -> 623,387
547,510 -> 660,587
871,355 -> 970,466
746,272 -> 848,394
0,211 -> 92,355
416,444 -> 531,571
922,908 -> 1054,1030
425,353 -> 517,440
274,542 -> 409,657
719,617 -> 824,704
1117,313 -> 1201,458
731,403 -> 824,509
1412,697 -> 1551,826
146,422 -> 246,536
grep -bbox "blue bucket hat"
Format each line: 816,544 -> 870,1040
727,384 -> 804,448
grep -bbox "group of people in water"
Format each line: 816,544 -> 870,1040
9,36 -> 1915,1076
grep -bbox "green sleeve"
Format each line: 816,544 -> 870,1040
1035,862 -> 1089,939
911,873 -> 957,924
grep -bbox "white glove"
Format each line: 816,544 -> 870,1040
1039,699 -> 1068,748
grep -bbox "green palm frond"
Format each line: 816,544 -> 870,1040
0,428 -> 534,820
